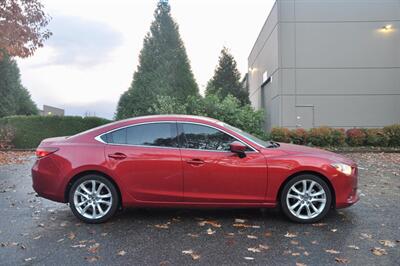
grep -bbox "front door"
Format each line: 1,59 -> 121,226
178,123 -> 268,203
103,122 -> 183,202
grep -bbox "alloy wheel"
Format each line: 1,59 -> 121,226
73,180 -> 113,220
286,179 -> 327,220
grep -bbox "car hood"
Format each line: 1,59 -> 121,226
261,143 -> 355,165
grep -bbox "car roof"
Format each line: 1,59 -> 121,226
117,114 -> 221,124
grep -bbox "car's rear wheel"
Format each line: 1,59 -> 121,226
280,174 -> 332,223
69,174 -> 119,223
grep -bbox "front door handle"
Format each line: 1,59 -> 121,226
108,152 -> 127,160
186,159 -> 205,165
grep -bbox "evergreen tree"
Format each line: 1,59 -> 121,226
0,52 -> 38,117
205,47 -> 250,106
116,0 -> 198,119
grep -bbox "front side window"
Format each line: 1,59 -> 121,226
101,123 -> 178,147
179,123 -> 247,151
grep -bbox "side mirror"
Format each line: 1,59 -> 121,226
230,141 -> 247,158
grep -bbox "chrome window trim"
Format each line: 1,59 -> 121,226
94,120 -> 260,153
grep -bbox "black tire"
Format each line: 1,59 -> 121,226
280,174 -> 332,223
69,174 -> 119,224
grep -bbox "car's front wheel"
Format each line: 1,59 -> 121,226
69,174 -> 119,223
280,174 -> 332,223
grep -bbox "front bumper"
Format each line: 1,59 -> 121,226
334,166 -> 360,208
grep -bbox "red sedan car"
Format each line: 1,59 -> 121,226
32,115 -> 359,223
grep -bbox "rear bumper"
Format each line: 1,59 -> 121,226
31,157 -> 66,203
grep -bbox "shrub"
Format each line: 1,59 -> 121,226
383,124 -> 400,147
346,128 -> 366,146
0,125 -> 15,149
151,94 -> 267,139
270,127 -> 291,143
364,128 -> 389,147
307,127 -> 333,147
290,128 -> 307,145
330,128 -> 346,146
0,116 -> 110,149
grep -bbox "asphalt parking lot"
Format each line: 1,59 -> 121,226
0,152 -> 399,265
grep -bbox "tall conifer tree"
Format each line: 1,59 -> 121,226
206,47 -> 250,106
116,0 -> 198,119
0,52 -> 38,117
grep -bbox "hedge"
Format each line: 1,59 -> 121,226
270,125 -> 400,147
0,115 -> 110,149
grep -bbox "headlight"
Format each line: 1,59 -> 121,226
331,163 -> 352,176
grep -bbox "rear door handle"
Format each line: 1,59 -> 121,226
186,159 -> 205,165
108,152 -> 127,160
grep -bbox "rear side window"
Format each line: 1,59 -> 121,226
101,123 -> 178,147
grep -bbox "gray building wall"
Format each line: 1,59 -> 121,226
248,0 -> 400,130
39,105 -> 65,116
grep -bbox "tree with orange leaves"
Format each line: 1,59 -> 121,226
0,0 -> 51,59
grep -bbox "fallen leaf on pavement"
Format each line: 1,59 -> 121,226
284,232 -> 297,238
264,231 -> 272,237
325,249 -> 340,254
182,250 -> 200,260
198,220 -> 221,228
290,240 -> 299,245
154,223 -> 170,229
292,252 -> 300,256
360,233 -> 372,239
85,256 -> 99,262
71,244 -> 86,248
378,240 -> 395,247
117,250 -> 126,256
347,245 -> 359,250
371,247 -> 387,256
335,257 -> 350,264
304,251 -> 310,256
247,244 -> 269,253
88,243 -> 100,253
206,228 -> 216,235
312,223 -> 327,227
296,263 -> 307,266
67,232 -> 76,240
247,247 -> 261,253
233,223 -> 260,228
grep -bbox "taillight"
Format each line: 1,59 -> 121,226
35,147 -> 59,158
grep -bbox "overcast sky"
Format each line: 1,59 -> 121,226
17,0 -> 275,119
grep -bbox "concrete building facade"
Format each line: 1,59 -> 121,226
39,105 -> 65,116
247,0 -> 400,130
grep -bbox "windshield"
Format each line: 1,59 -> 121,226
220,122 -> 269,148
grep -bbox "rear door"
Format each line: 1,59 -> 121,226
103,122 -> 183,202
